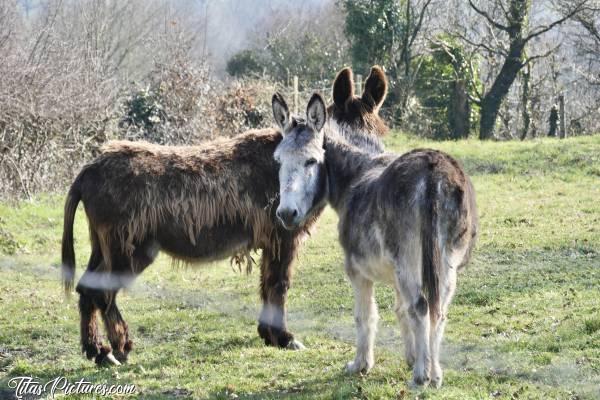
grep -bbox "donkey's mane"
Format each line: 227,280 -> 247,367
325,119 -> 385,154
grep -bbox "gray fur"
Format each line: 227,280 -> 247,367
274,97 -> 478,388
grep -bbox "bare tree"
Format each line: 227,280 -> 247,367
395,0 -> 435,113
568,2 -> 600,133
0,1 -> 18,51
463,0 -> 589,139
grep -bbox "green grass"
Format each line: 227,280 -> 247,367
1,133 -> 599,399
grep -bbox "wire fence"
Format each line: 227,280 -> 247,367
278,74 -> 365,114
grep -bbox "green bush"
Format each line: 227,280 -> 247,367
226,49 -> 266,78
413,39 -> 481,139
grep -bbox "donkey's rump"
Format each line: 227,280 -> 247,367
375,148 -> 477,269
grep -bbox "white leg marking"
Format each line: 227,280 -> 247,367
430,267 -> 457,388
345,269 -> 378,374
286,339 -> 306,350
408,300 -> 431,387
394,290 -> 415,366
104,352 -> 121,366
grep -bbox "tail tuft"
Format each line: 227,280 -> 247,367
61,181 -> 81,296
421,175 -> 441,319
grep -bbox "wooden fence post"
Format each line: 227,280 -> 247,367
558,94 -> 566,139
293,76 -> 299,115
356,74 -> 363,95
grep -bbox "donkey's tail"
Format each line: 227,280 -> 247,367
421,176 -> 441,319
62,174 -> 83,295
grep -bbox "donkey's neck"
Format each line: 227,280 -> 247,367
326,120 -> 384,154
324,134 -> 381,210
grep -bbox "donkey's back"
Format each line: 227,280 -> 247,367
86,131 -> 282,231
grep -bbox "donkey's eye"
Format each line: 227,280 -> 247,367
305,158 -> 317,167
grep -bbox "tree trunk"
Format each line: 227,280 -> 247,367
396,0 -> 412,120
520,64 -> 531,140
450,79 -> 470,139
548,105 -> 558,137
558,94 -> 566,138
479,43 -> 525,139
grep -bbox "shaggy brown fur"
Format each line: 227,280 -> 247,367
63,129 -> 302,362
62,66 -> 390,364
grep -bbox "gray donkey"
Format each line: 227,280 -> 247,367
272,93 -> 478,387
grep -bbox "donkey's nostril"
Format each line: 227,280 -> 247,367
276,208 -> 298,227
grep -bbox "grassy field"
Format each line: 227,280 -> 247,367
0,133 -> 599,399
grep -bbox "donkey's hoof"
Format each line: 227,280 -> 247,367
345,359 -> 371,375
104,352 -> 122,366
112,340 -> 133,363
257,323 -> 273,344
431,364 -> 443,388
409,373 -> 430,388
83,344 -> 101,360
286,339 -> 306,350
404,351 -> 416,368
95,346 -> 121,367
112,351 -> 128,364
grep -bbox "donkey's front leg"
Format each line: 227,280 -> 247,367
345,263 -> 378,374
257,233 -> 303,350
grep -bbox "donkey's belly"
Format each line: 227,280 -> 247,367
343,217 -> 397,284
353,254 -> 396,284
156,218 -> 255,262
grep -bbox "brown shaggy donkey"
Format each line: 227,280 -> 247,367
61,66 -> 389,365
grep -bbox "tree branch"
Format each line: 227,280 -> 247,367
524,0 -> 589,43
524,43 -> 561,65
451,29 -> 508,58
576,13 -> 600,42
408,0 -> 433,49
468,0 -> 509,32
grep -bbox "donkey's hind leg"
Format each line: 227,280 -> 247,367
258,231 -> 303,349
99,291 -> 132,363
345,260 -> 378,374
78,289 -> 101,360
429,265 -> 457,388
76,285 -> 116,364
76,242 -> 105,361
100,240 -> 157,363
393,289 -> 415,367
395,266 -> 432,387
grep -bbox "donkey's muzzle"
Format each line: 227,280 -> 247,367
276,208 -> 299,229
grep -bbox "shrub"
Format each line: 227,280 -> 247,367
119,59 -> 277,144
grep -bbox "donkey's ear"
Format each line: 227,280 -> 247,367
332,67 -> 354,109
307,93 -> 327,132
272,93 -> 290,129
362,65 -> 388,110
